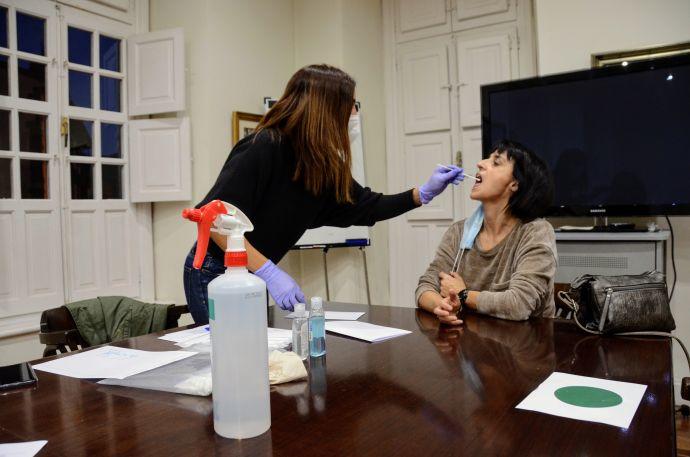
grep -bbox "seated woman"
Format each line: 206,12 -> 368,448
416,140 -> 556,324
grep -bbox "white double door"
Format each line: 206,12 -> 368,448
0,0 -> 138,326
389,26 -> 521,306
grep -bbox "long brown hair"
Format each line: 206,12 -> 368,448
255,64 -> 355,203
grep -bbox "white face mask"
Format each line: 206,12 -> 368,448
348,113 -> 361,143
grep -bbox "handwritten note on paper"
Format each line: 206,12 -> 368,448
32,346 -> 195,379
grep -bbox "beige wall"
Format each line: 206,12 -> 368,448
294,0 -> 389,306
534,0 -> 690,401
535,0 -> 690,75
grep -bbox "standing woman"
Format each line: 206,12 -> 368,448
183,64 -> 464,323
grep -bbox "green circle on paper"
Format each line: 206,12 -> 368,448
554,386 -> 623,408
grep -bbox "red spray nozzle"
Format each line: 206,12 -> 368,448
182,208 -> 202,222
182,200 -> 228,269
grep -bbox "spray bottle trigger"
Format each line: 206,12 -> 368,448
182,200 -> 228,269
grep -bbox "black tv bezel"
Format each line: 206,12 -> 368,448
480,53 -> 690,217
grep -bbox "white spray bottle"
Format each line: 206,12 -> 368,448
182,199 -> 270,439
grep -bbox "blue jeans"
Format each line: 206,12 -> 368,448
183,244 -> 226,324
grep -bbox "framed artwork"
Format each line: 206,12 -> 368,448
591,41 -> 690,68
232,111 -> 263,146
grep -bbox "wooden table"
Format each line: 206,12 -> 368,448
0,303 -> 675,456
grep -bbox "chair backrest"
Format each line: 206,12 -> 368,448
39,303 -> 189,357
39,306 -> 87,357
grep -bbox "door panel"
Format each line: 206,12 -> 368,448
0,0 -> 64,321
460,127 -> 482,217
127,28 -> 185,115
60,5 -> 138,302
399,39 -> 451,133
456,29 -> 516,127
0,213 -> 13,299
69,210 -> 99,295
397,222 -> 452,307
452,0 -> 516,31
104,209 -> 130,287
405,132 -> 454,220
25,210 -> 60,296
395,0 -> 451,43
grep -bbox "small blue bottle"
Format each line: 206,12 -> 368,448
309,297 -> 326,357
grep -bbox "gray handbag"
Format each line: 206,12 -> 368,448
559,270 -> 675,334
559,270 -> 690,400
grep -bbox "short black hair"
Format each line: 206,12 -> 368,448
491,140 -> 554,222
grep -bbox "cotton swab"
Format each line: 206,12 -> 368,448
436,164 -> 479,181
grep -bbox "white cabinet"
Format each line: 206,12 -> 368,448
395,0 -> 451,43
456,28 -> 517,127
452,0 -> 516,31
404,132 -> 454,220
398,38 -> 452,134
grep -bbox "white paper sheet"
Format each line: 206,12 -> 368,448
171,327 -> 293,351
32,346 -> 196,380
516,372 -> 647,428
284,311 -> 365,321
324,321 -> 411,343
0,441 -> 47,457
158,325 -> 209,344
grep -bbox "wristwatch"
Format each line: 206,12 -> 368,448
458,288 -> 469,310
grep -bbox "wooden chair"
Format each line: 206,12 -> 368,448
39,303 -> 189,357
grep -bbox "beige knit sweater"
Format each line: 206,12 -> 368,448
415,218 -> 557,321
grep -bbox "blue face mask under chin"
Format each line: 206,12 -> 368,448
452,205 -> 484,272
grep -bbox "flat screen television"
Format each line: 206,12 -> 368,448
481,54 -> 690,217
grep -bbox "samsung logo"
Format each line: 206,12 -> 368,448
590,209 -> 607,213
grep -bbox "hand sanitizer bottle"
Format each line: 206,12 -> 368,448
292,303 -> 309,360
309,297 -> 326,357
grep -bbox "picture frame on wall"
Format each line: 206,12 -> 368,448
232,111 -> 263,146
591,41 -> 690,67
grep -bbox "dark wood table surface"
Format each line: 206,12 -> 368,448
0,303 -> 675,456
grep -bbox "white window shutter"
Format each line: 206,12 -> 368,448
129,118 -> 191,202
128,28 -> 186,115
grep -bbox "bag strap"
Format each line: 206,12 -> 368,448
557,291 -> 599,335
556,291 -> 690,369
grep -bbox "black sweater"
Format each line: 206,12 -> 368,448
197,130 -> 417,263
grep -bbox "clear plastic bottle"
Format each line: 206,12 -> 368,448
309,297 -> 326,357
292,303 -> 309,360
208,267 -> 269,439
184,200 -> 271,440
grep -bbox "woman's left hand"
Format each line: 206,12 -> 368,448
439,271 -> 466,298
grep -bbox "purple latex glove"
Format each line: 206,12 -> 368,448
254,260 -> 305,311
418,165 -> 464,204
